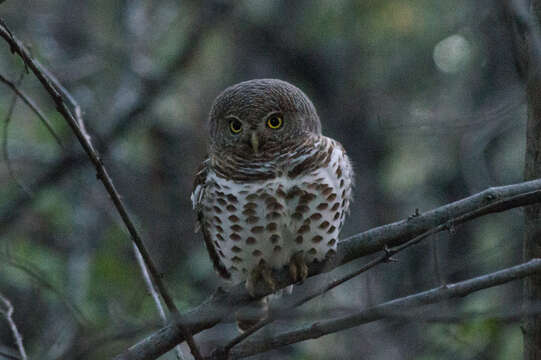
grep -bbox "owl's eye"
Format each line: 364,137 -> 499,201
266,115 -> 283,129
229,119 -> 242,134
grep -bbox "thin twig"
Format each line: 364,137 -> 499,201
0,73 -> 63,148
0,292 -> 28,360
0,18 -> 204,360
133,244 -> 185,360
1,70 -> 32,196
0,349 -> 20,360
229,259 -> 541,358
133,242 -> 168,323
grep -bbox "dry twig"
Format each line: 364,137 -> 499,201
0,292 -> 28,360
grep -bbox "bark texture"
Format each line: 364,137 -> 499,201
524,2 -> 541,358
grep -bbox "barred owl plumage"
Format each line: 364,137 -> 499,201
191,79 -> 353,330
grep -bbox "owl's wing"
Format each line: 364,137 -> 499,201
191,158 -> 231,279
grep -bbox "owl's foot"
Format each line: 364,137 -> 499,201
288,251 -> 308,284
245,260 -> 276,297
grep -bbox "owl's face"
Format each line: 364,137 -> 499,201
208,79 -> 321,158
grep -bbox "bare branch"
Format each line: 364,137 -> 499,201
229,259 -> 541,358
0,349 -> 20,360
0,72 -> 64,148
0,0 -> 233,238
0,4 -> 235,355
133,244 -> 185,360
0,18 -> 205,360
216,192 -> 527,357
62,323 -> 159,360
507,1 -> 541,357
116,179 -> 541,360
209,250 -> 391,359
0,292 -> 28,360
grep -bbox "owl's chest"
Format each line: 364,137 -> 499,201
203,174 -> 304,252
202,158 -> 350,282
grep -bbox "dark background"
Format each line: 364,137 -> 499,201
0,1 -> 526,359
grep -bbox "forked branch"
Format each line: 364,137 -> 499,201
116,179 -> 541,360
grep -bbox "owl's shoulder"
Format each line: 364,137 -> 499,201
286,135 -> 349,179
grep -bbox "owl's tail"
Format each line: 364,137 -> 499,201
235,296 -> 269,332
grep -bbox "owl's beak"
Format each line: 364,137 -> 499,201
250,132 -> 259,154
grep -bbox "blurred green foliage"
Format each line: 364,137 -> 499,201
0,0 -> 526,359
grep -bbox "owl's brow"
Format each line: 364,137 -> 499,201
224,114 -> 241,121
263,110 -> 283,119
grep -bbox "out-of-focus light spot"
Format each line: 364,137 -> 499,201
433,34 -> 472,73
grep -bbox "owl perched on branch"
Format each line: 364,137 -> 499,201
192,79 -> 353,330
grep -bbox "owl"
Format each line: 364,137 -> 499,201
191,79 -> 353,329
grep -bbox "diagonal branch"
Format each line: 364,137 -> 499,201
133,244 -> 186,360
0,292 -> 28,360
0,16 -> 176,314
0,18 -> 206,360
215,188 -> 541,357
0,0 -> 234,237
229,259 -> 541,358
0,2 -> 235,356
213,240 -> 396,359
116,178 -> 541,360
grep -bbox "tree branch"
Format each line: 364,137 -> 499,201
0,3 -> 235,357
229,259 -> 541,358
115,178 -> 541,360
0,18 -> 207,360
507,0 -> 541,358
0,292 -> 28,360
133,244 -> 186,360
215,190 -> 541,358
0,0 -> 233,237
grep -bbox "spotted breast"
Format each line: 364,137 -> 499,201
192,135 -> 353,284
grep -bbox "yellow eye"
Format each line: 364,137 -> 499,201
267,115 -> 283,129
229,119 -> 242,134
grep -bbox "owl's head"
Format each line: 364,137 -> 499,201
208,79 -> 321,157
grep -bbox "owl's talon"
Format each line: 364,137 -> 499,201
245,260 -> 276,297
260,263 -> 276,292
245,275 -> 257,297
288,251 -> 308,284
289,260 -> 298,283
